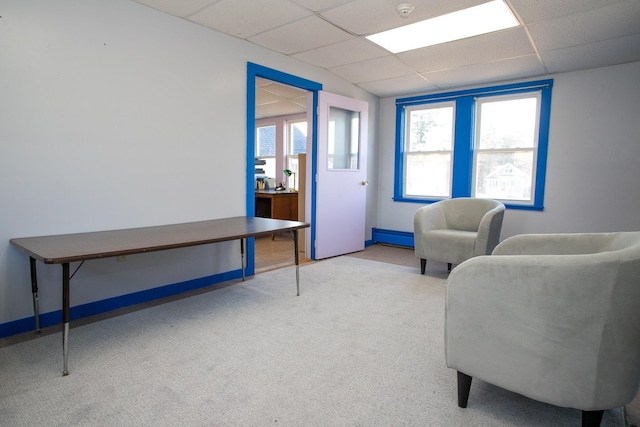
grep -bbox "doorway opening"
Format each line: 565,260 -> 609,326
246,63 -> 322,275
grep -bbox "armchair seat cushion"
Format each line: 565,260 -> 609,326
422,230 -> 477,265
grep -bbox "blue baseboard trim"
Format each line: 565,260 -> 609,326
0,268 -> 243,339
371,228 -> 414,248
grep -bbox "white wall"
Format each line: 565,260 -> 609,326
0,0 -> 378,326
375,61 -> 640,239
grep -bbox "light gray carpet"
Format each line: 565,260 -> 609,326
0,257 -> 623,426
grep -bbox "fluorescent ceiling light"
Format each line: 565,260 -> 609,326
366,0 -> 519,53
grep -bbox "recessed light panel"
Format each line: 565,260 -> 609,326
366,0 -> 519,53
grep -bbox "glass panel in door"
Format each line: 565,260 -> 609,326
327,107 -> 360,170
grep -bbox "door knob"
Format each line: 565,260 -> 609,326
361,181 -> 369,186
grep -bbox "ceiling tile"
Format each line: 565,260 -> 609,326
330,55 -> 415,83
132,0 -> 217,18
509,0 -> 629,24
248,15 -> 353,54
260,81 -> 308,99
256,78 -> 308,119
256,100 -> 307,119
358,74 -> 438,98
292,38 -> 389,69
320,0 -> 487,35
541,34 -> 640,73
422,55 -> 547,89
528,1 -> 640,52
289,0 -> 354,13
189,0 -> 312,39
398,27 -> 535,73
256,77 -> 274,88
256,88 -> 284,106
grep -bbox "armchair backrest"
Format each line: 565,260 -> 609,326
441,198 -> 504,232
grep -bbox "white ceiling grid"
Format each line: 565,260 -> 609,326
131,0 -> 640,104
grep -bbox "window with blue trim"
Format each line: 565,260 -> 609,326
395,79 -> 553,210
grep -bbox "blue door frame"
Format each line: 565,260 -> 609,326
246,63 -> 322,274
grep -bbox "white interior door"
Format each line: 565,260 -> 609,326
315,91 -> 368,259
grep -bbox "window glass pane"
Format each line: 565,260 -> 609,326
477,97 -> 538,149
408,106 -> 454,152
289,121 -> 307,155
261,158 -> 276,180
474,151 -> 533,200
328,107 -> 359,170
286,157 -> 298,190
405,153 -> 451,197
257,125 -> 276,156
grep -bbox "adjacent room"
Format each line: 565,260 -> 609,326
1,0 -> 639,425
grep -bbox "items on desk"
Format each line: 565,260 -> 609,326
256,177 -> 269,190
282,169 -> 298,192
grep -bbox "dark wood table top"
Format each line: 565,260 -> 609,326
10,216 -> 309,264
255,190 -> 298,196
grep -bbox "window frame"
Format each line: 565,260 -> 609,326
255,121 -> 278,180
394,79 -> 553,210
256,113 -> 307,189
256,122 -> 277,158
472,92 -> 541,202
402,101 -> 456,198
286,118 -> 308,190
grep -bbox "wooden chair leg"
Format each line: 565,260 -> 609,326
420,259 -> 426,274
457,371 -> 472,408
581,410 -> 604,427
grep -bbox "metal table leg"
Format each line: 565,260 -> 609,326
240,238 -> 245,281
291,230 -> 300,296
29,257 -> 41,334
62,263 -> 70,376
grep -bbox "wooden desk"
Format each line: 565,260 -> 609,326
10,216 -> 309,376
255,190 -> 298,220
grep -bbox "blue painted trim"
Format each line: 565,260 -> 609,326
393,103 -> 405,200
451,97 -> 474,198
309,90 -> 319,259
364,239 -> 374,247
395,196 -> 544,211
248,63 -> 322,93
246,64 -> 258,276
246,63 -> 322,260
394,79 -> 553,209
0,269 -> 243,339
372,228 -> 414,248
534,84 -> 553,209
397,79 -> 554,106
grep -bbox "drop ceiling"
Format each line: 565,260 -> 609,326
132,0 -> 640,104
255,77 -> 308,119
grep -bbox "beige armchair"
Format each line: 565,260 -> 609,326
445,232 -> 640,426
413,198 -> 505,273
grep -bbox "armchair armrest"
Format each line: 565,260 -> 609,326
492,233 -> 613,256
473,205 -> 505,256
413,204 -> 447,233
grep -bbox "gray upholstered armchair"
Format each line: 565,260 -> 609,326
445,232 -> 640,426
413,198 -> 505,274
